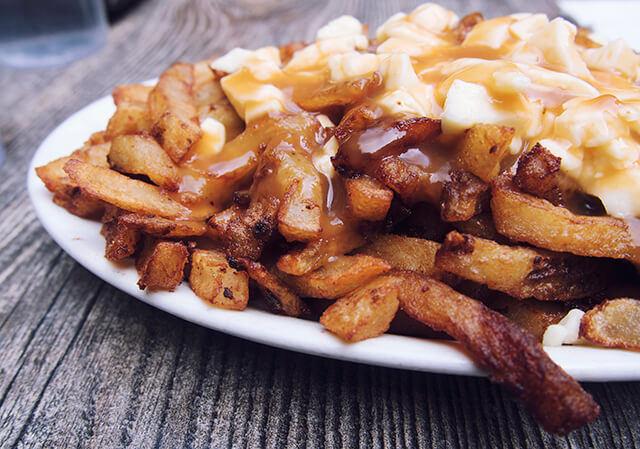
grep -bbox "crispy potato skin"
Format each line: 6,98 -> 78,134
109,135 -> 180,190
148,62 -> 202,163
36,142 -> 110,219
320,276 -> 401,342
456,123 -> 514,183
118,214 -> 208,238
101,206 -> 140,261
440,169 -> 489,222
282,255 -> 391,299
277,231 -> 366,276
136,238 -> 188,291
189,249 -> 249,310
580,298 -> 640,349
345,175 -> 393,221
64,159 -> 196,219
394,271 -> 599,435
436,231 -> 609,300
240,258 -> 308,317
491,177 -> 640,263
358,234 -> 446,279
296,72 -> 383,112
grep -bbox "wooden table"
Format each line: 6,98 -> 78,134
1,0 -> 639,447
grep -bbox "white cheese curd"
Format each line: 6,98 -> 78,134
542,309 -> 585,347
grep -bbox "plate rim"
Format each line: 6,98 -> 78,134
26,92 -> 640,382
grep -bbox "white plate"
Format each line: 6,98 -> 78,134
27,93 -> 640,382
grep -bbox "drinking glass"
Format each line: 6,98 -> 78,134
0,0 -> 108,69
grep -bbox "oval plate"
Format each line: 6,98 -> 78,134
27,93 -> 640,381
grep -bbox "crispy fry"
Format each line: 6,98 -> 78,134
36,142 -> 111,219
136,238 -> 189,291
277,176 -> 323,242
456,123 -> 514,182
118,213 -> 208,238
440,169 -> 489,222
106,102 -> 153,138
148,62 -> 202,163
296,72 -> 382,112
112,85 -> 153,105
101,205 -> 140,261
333,116 -> 442,179
108,135 -> 180,190
320,275 -> 401,342
151,111 -> 202,164
375,156 -> 442,204
395,271 -> 599,435
240,258 -> 308,317
580,298 -> 640,349
491,177 -> 640,263
436,231 -> 609,300
107,85 -> 153,139
455,12 -> 484,42
345,175 -> 393,221
189,249 -> 249,310
276,231 -> 366,276
64,159 -> 197,219
358,234 -> 446,279
224,195 -> 280,260
282,254 -> 391,299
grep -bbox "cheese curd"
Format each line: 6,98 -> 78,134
211,3 -> 640,219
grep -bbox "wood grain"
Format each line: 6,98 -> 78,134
1,0 -> 638,447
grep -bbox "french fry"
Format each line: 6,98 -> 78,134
36,142 -> 111,219
64,159 -> 197,219
240,258 -> 308,317
136,238 -> 189,291
282,254 -> 391,299
456,123 -> 514,182
439,169 -> 489,222
277,174 -> 323,242
374,156 -> 442,204
296,72 -> 382,112
148,62 -> 202,163
118,213 -> 208,238
358,234 -> 446,279
101,205 -> 140,261
108,135 -> 180,190
106,102 -> 153,138
107,85 -> 154,139
189,249 -> 249,310
491,177 -> 640,263
112,85 -> 153,105
436,231 -> 609,300
224,195 -> 280,260
277,231 -> 366,276
345,175 -> 393,221
260,145 -> 324,242
395,271 -> 599,435
580,298 -> 640,349
320,275 -> 401,342
454,12 -> 484,42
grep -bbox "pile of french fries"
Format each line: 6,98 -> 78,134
35,8 -> 640,435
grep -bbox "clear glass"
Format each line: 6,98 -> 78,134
0,0 -> 108,69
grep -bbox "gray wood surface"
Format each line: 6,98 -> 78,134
1,0 -> 638,447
